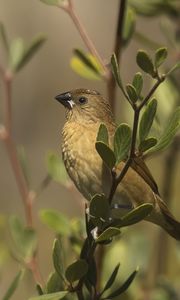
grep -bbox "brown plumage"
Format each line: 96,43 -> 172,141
55,88 -> 180,240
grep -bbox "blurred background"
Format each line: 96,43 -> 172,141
0,0 -> 180,299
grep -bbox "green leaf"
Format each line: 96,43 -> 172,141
138,137 -> 157,152
40,210 -> 71,236
136,50 -> 155,77
9,216 -> 37,259
146,107 -> 180,154
52,239 -> 65,282
15,34 -> 46,72
154,78 -> 178,126
154,47 -> 168,68
105,268 -> 138,298
2,270 -> 24,300
111,54 -> 126,97
95,142 -> 116,169
46,153 -> 68,183
166,62 -> 180,76
101,263 -> 120,294
139,98 -> 157,143
128,0 -> 165,17
9,38 -> 25,71
40,0 -> 65,6
115,204 -> 153,228
70,49 -> 102,80
89,194 -> 110,223
126,84 -> 138,102
96,124 -> 109,145
123,7 -> 136,47
96,227 -> 120,243
9,35 -> 46,72
132,72 -> 143,96
65,259 -> 88,283
114,124 -> 132,164
0,22 -> 9,52
46,272 -> 64,294
29,291 -> 68,300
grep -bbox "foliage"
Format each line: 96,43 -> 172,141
0,1 -> 180,300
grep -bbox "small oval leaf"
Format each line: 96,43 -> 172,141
96,123 -> 109,145
40,210 -> 71,236
115,203 -> 153,228
29,291 -> 68,300
96,227 -> 120,243
114,124 -> 132,164
89,194 -> 110,222
0,22 -> 9,52
65,259 -> 88,283
52,239 -> 65,281
46,153 -> 68,183
138,137 -> 157,152
9,38 -> 24,72
95,141 -> 116,169
154,47 -> 168,68
136,50 -> 155,77
123,7 -> 136,47
70,49 -> 102,80
111,54 -> 126,97
126,84 -> 138,102
139,98 -> 157,143
16,34 -> 46,72
146,107 -> 180,154
9,216 -> 37,259
132,72 -> 143,96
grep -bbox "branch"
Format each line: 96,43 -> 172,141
0,65 -> 43,286
108,75 -> 165,204
107,0 -> 127,111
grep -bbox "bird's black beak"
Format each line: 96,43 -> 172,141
55,92 -> 74,109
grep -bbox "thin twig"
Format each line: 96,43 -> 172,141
107,0 -> 127,110
108,75 -> 164,204
27,255 -> 45,285
0,69 -> 31,225
0,64 -> 43,286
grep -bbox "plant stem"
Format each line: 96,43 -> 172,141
0,70 -> 32,226
107,0 -> 127,110
27,255 -> 44,285
108,75 -> 164,204
0,66 -> 43,286
76,289 -> 84,300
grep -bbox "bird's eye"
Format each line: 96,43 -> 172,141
78,97 -> 88,104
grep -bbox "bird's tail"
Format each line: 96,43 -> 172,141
156,196 -> 180,240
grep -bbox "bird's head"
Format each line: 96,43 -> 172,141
55,88 -> 114,124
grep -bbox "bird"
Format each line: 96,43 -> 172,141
55,88 -> 180,240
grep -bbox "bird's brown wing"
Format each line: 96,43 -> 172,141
131,157 -> 160,195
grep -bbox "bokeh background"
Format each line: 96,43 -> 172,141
0,0 -> 180,299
